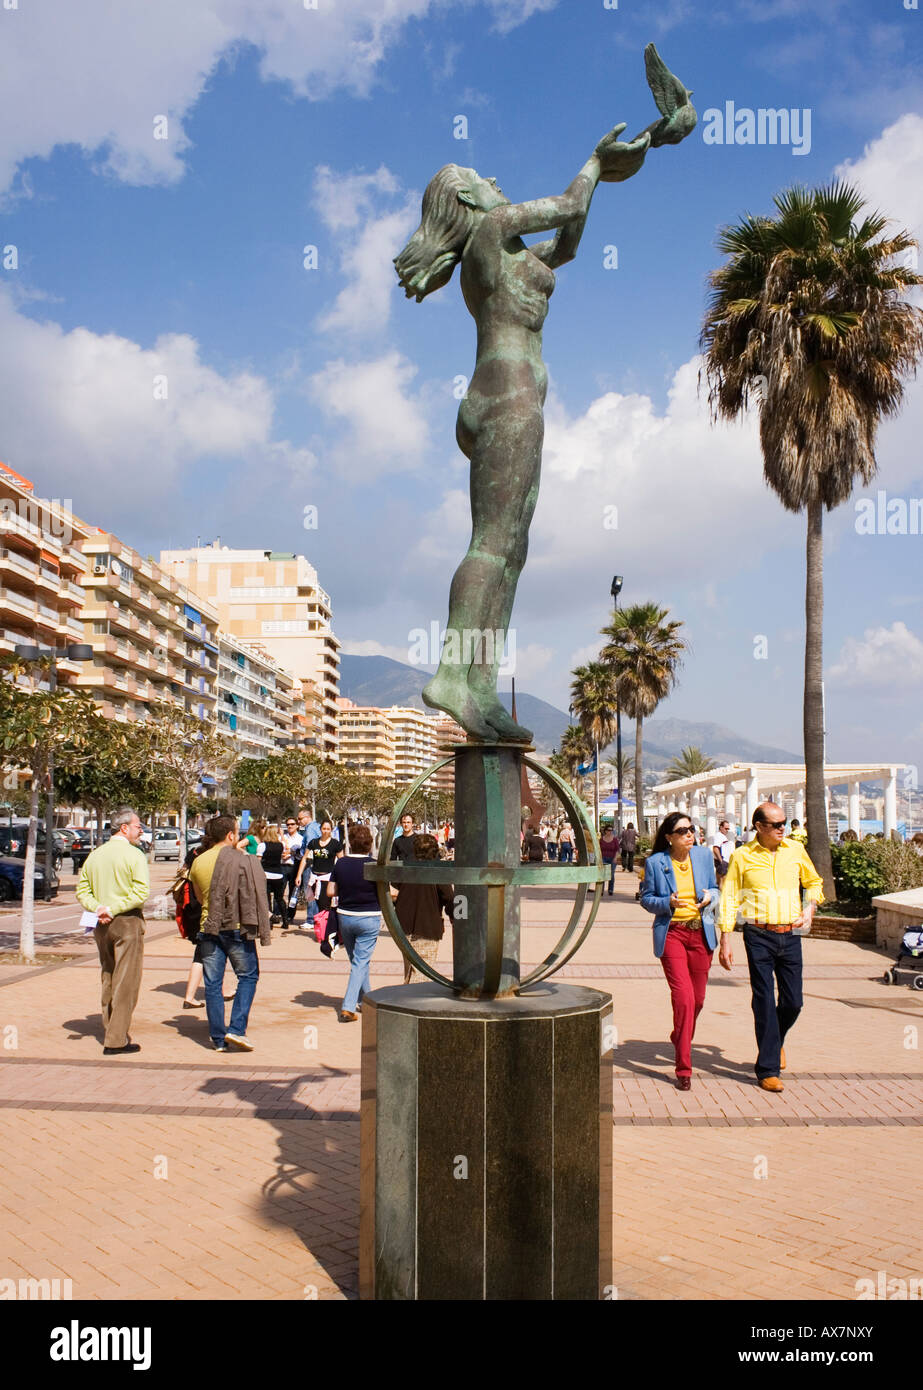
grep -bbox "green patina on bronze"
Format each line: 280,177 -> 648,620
394,43 -> 696,744
372,46 -> 697,999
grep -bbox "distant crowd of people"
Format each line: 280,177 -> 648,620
76,805 -> 455,1054
73,800 -> 869,1101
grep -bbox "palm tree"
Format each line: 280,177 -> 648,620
701,182 -> 923,895
605,752 -> 635,800
570,663 -> 618,827
551,724 -> 592,794
665,746 -> 716,781
600,602 -> 687,830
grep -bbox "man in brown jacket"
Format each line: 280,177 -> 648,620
189,816 -> 271,1051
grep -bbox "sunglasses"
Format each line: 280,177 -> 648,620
760,819 -> 786,830
672,825 -> 695,835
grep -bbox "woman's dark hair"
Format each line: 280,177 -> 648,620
412,833 -> 440,861
652,810 -> 694,855
350,824 -> 373,854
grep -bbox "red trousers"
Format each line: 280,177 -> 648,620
660,923 -> 713,1077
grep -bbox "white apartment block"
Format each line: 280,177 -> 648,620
159,543 -> 340,759
387,706 -> 441,785
217,634 -> 299,758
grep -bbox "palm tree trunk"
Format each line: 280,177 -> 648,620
635,718 -> 645,832
804,499 -> 834,898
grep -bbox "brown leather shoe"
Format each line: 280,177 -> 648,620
339,1010 -> 359,1023
676,1076 -> 691,1091
759,1076 -> 784,1093
780,1047 -> 786,1070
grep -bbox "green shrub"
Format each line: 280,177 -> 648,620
831,840 -> 923,907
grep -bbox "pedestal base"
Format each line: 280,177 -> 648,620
360,982 -> 614,1300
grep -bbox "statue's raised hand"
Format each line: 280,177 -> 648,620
594,123 -> 651,183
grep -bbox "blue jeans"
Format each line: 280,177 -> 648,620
604,858 -> 616,892
742,926 -> 803,1079
198,930 -> 259,1044
338,913 -> 381,1013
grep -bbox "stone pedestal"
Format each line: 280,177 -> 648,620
360,982 -> 614,1301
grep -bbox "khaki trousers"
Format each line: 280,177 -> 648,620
403,935 -> 441,984
93,913 -> 145,1048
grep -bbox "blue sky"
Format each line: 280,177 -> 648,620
1,0 -> 922,768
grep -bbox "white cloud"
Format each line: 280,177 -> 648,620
508,642 -> 553,683
308,352 -> 429,472
313,165 -> 402,233
835,113 -> 923,240
0,0 -> 554,194
0,287 -> 311,515
408,356 -> 801,624
568,642 -> 603,670
827,621 -> 923,691
340,638 -> 416,664
313,166 -> 418,336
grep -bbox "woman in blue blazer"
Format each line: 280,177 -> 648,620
640,810 -> 720,1091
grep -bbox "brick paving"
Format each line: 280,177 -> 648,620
0,865 -> 921,1300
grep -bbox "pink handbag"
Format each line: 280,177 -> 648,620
312,909 -> 328,943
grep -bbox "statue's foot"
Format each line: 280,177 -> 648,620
480,698 -> 533,744
422,671 -> 494,742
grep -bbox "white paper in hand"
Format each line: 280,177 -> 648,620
79,910 -> 99,935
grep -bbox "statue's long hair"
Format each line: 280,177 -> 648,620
394,165 -> 475,302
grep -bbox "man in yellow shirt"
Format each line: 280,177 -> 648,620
77,807 -> 150,1055
718,801 -> 823,1093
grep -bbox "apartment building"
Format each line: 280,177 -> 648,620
387,706 -> 441,785
217,633 -> 300,757
79,532 -> 220,724
337,698 -> 396,782
0,464 -> 90,685
159,544 -> 340,759
432,715 -> 467,792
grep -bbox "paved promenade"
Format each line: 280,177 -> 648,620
0,866 -> 920,1301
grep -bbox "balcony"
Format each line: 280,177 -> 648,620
0,546 -> 39,579
35,602 -> 61,633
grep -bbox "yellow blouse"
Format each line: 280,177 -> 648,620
670,855 -> 700,922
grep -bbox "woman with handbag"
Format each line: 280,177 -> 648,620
294,819 -> 341,913
640,810 -> 720,1091
328,824 -> 381,1022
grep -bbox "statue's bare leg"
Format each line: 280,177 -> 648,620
423,378 -> 538,742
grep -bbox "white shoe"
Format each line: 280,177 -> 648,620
224,1033 -> 254,1051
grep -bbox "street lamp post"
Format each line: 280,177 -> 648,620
610,575 -> 624,836
13,643 -> 93,899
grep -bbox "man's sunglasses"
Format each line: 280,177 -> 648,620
759,819 -> 786,830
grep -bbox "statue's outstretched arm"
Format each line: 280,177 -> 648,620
523,126 -> 650,269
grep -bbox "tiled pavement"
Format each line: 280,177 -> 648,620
1,868 -> 921,1300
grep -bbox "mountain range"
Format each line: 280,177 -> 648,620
338,655 -> 800,767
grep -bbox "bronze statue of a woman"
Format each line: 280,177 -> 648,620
395,45 -> 695,743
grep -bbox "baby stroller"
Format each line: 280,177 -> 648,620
883,924 -> 923,990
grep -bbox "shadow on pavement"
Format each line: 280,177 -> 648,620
291,987 -> 343,1011
201,1070 -> 359,1299
615,1037 -> 753,1083
62,1014 -> 104,1042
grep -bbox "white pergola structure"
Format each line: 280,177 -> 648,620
650,763 -> 905,841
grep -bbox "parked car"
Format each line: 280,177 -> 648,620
57,828 -> 93,871
186,828 -> 203,848
152,828 -> 182,861
0,856 -> 59,902
0,824 -> 66,872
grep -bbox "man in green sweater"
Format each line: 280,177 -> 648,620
77,806 -> 150,1055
